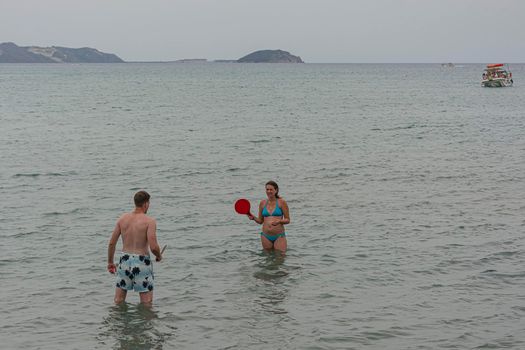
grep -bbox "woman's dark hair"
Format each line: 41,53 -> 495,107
134,190 -> 150,207
265,180 -> 280,198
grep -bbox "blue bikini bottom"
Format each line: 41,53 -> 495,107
260,232 -> 286,242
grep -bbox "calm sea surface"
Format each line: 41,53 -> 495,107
1,63 -> 524,349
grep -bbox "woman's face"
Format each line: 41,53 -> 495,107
266,185 -> 277,199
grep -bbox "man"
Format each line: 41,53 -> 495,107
107,191 -> 162,304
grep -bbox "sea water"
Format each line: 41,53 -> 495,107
0,63 -> 524,349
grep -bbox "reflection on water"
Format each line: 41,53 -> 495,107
252,251 -> 290,315
253,250 -> 288,282
98,303 -> 166,350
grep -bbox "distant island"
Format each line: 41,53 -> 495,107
237,49 -> 304,63
0,42 -> 124,63
175,50 -> 304,64
0,43 -> 303,64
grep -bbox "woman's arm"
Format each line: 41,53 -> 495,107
279,199 -> 290,225
249,200 -> 264,224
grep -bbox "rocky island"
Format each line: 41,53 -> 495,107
237,49 -> 304,63
0,42 -> 124,63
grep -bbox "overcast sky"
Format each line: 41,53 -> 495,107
2,0 -> 524,63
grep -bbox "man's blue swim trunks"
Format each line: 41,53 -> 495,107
115,253 -> 154,292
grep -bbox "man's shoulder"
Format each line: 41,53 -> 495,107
118,212 -> 132,221
145,215 -> 156,224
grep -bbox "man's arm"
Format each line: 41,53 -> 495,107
147,218 -> 162,262
107,219 -> 122,273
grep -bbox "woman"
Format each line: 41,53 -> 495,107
248,181 -> 290,252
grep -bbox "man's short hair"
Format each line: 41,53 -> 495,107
134,191 -> 150,207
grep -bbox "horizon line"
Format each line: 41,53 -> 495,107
123,61 -> 525,64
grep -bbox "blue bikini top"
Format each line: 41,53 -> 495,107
262,200 -> 283,217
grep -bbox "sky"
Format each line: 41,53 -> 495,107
1,0 -> 524,63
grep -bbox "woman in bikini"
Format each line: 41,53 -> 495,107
248,181 -> 290,253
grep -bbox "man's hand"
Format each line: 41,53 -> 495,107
156,255 -> 162,262
108,263 -> 116,274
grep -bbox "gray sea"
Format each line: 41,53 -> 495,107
1,63 -> 524,349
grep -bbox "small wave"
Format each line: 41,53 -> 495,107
386,124 -> 417,131
203,251 -> 236,263
418,283 -> 444,290
0,258 -> 12,266
361,330 -> 397,340
481,271 -> 525,278
442,243 -> 465,248
43,208 -> 83,216
45,171 -> 78,177
12,171 -> 78,178
167,170 -> 214,178
11,231 -> 39,238
248,139 -> 270,144
253,270 -> 288,281
512,305 -> 525,312
479,250 -> 520,263
178,273 -> 193,281
13,173 -> 40,178
491,250 -> 519,257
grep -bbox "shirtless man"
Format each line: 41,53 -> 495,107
107,191 -> 162,304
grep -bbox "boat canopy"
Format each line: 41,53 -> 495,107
485,64 -> 508,72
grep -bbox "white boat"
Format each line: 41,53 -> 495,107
481,64 -> 513,87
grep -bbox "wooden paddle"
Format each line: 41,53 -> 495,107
158,244 -> 167,261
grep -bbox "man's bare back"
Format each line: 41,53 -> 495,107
107,191 -> 162,304
118,212 -> 157,255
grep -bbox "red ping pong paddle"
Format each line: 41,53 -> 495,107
234,199 -> 251,215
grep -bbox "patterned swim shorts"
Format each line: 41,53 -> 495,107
115,253 -> 154,292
